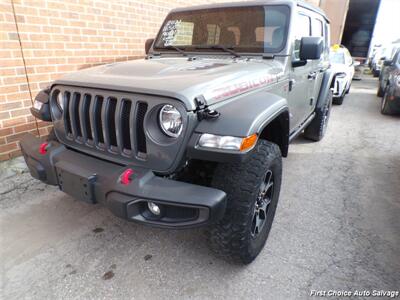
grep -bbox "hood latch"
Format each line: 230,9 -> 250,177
195,95 -> 220,121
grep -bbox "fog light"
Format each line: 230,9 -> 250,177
148,202 -> 161,215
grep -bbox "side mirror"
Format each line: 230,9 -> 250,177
299,37 -> 324,60
145,38 -> 154,54
383,60 -> 392,66
354,61 -> 361,67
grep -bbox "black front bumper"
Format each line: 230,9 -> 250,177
20,134 -> 227,228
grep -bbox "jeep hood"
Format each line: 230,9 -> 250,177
55,57 -> 285,111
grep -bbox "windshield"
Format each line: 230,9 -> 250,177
330,52 -> 345,64
154,5 -> 290,54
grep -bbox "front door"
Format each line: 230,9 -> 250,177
287,12 -> 315,131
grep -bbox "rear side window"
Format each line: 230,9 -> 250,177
294,14 -> 311,59
311,18 -> 323,37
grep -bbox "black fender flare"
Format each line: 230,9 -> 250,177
187,91 -> 289,162
316,68 -> 335,109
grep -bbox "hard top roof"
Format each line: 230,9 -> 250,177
170,0 -> 329,23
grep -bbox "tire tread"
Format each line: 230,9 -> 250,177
209,140 -> 282,264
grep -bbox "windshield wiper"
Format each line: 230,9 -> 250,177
195,45 -> 241,57
164,45 -> 188,56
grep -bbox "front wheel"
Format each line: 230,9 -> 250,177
208,140 -> 282,264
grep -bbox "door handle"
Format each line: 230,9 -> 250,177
289,79 -> 295,91
308,72 -> 317,80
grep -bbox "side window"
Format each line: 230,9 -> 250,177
294,13 -> 311,60
311,18 -> 323,37
324,23 -> 329,52
311,18 -> 325,53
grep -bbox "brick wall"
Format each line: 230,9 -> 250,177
0,0 -> 322,161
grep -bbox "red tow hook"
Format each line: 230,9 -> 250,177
120,168 -> 134,185
39,142 -> 49,155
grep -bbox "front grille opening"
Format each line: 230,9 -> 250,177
121,99 -> 132,151
83,94 -> 92,140
108,97 -> 118,147
72,92 -> 82,138
136,102 -> 148,154
64,91 -> 72,136
94,96 -> 104,144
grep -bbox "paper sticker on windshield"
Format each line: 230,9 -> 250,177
161,20 -> 181,46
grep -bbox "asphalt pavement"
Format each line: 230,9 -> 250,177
1,75 -> 399,300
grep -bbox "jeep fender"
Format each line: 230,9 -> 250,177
316,68 -> 335,109
187,91 -> 289,162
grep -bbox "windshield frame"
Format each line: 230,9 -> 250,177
153,5 -> 291,55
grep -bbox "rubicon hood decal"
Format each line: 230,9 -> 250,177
207,73 -> 281,102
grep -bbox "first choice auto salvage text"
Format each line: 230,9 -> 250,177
310,290 -> 399,298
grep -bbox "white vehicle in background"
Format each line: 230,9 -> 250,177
329,45 -> 357,105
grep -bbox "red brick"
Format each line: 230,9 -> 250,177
0,142 -> 18,153
0,128 -> 14,137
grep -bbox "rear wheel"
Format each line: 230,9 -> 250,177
304,90 -> 333,141
381,88 -> 397,115
208,140 -> 282,264
377,84 -> 385,97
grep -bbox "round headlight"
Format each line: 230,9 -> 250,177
159,104 -> 183,137
56,92 -> 64,111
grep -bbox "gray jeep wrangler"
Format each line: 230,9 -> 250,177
21,0 -> 333,264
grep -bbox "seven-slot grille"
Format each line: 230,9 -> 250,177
57,89 -> 148,157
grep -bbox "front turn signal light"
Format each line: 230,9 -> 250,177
240,134 -> 258,151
